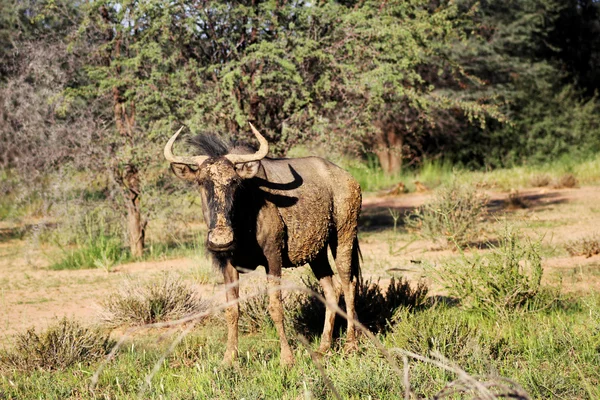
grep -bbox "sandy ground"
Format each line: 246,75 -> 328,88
1,185 -> 599,341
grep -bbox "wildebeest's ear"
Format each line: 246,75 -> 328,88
170,163 -> 198,181
234,161 -> 260,179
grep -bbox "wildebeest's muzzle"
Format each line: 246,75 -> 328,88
207,225 -> 234,251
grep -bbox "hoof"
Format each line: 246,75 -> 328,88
280,348 -> 295,367
221,351 -> 237,367
318,343 -> 332,355
344,341 -> 359,353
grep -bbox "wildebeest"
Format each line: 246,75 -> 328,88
164,123 -> 362,366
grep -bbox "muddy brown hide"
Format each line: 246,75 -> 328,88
166,129 -> 362,367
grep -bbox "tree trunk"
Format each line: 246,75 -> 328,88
374,126 -> 403,175
122,164 -> 145,258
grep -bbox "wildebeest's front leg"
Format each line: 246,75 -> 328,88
259,206 -> 294,366
266,260 -> 295,367
222,261 -> 239,365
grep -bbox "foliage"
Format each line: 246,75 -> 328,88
444,0 -> 600,168
0,318 -> 112,372
406,181 -> 489,248
100,274 -> 210,327
433,226 -> 552,317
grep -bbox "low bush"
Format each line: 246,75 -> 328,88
236,277 -> 428,337
238,291 -> 274,333
529,174 -> 551,187
554,173 -> 578,188
100,273 -> 210,326
292,276 -> 428,338
565,235 -> 600,258
0,318 -> 112,371
406,181 -> 489,249
431,226 -> 553,317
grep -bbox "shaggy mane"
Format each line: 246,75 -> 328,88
187,134 -> 230,157
188,133 -> 258,157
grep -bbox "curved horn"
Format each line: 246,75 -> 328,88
163,126 -> 209,165
224,122 -> 269,164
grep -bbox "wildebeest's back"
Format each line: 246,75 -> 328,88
260,157 -> 359,266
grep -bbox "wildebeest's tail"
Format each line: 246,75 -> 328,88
351,236 -> 363,286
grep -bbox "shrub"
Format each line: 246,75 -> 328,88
530,174 -> 551,187
292,276 -> 428,338
406,181 -> 489,249
432,226 -> 550,317
238,291 -> 273,333
554,173 -> 578,188
565,235 -> 600,258
0,318 -> 112,371
100,274 -> 210,326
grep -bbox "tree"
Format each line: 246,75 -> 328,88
319,0 -> 505,174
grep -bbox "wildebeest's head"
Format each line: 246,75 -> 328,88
164,123 -> 268,252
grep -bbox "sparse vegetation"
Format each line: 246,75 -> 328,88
292,276 -> 428,338
530,174 -> 551,187
100,274 -> 210,327
0,318 -> 112,372
406,181 -> 489,249
554,173 -> 579,188
431,226 -> 551,317
566,235 -> 600,258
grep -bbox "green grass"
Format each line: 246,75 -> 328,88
1,294 -> 599,399
342,157 -> 455,193
339,153 -> 600,194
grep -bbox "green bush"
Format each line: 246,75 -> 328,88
432,226 -> 550,317
0,318 -> 113,371
406,181 -> 489,249
100,273 -> 210,326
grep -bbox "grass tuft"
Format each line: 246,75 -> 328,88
565,235 -> 600,258
406,181 -> 489,249
292,276 -> 428,338
554,173 -> 579,188
431,226 -> 554,317
529,174 -> 551,187
0,318 -> 113,372
100,273 -> 210,327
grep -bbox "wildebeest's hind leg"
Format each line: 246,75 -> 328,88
222,262 -> 239,365
266,265 -> 295,366
335,235 -> 360,352
309,248 -> 340,353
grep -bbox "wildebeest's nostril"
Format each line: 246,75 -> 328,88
207,226 -> 234,250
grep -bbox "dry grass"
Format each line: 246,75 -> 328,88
529,174 -> 551,187
292,276 -> 428,337
566,235 -> 600,258
406,181 -> 489,249
100,273 -> 210,327
553,173 -> 579,188
0,318 -> 112,371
